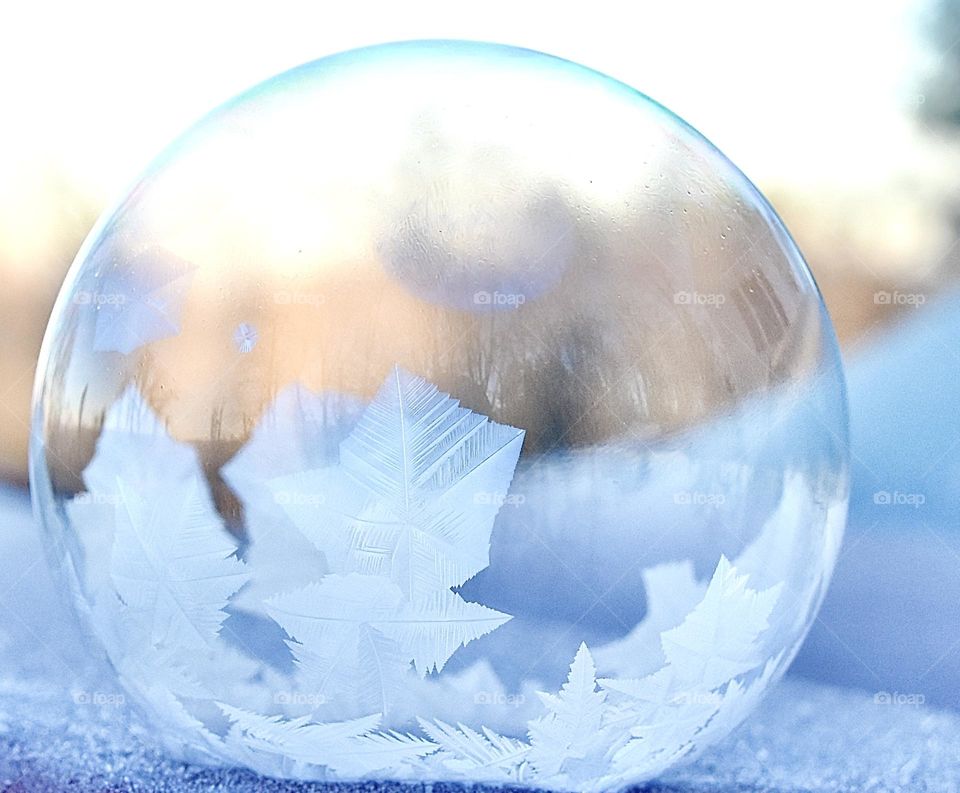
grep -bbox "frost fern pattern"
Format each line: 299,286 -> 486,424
64,368 -> 789,790
263,366 -> 524,715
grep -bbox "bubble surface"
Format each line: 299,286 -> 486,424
31,41 -> 848,790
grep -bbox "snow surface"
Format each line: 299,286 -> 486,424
1,637 -> 958,791
791,289 -> 960,709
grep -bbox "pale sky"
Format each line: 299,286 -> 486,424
0,0 -> 938,215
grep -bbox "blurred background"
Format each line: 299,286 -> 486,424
2,0 -> 958,483
2,0 -> 960,709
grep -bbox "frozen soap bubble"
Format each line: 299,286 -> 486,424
31,41 -> 848,791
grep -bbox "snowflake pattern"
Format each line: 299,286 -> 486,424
64,369 -> 790,791
88,246 -> 197,355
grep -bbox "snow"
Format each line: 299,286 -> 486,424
844,287 -> 960,528
791,288 -> 960,710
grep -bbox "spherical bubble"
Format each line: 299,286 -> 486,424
31,41 -> 848,790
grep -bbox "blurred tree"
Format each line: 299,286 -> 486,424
920,0 -> 960,129
0,164 -> 97,484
